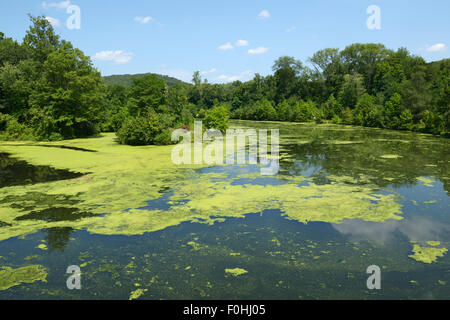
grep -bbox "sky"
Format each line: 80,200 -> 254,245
0,0 -> 449,83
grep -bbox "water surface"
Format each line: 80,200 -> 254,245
0,121 -> 448,299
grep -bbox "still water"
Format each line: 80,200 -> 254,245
0,121 -> 448,299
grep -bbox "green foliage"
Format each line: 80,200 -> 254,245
188,43 -> 448,136
28,41 -> 105,139
204,105 -> 230,133
127,74 -> 167,116
0,113 -> 34,140
0,16 -> 104,141
253,99 -> 277,121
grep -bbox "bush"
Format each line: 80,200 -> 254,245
116,110 -> 175,146
331,115 -> 342,124
101,105 -> 129,132
0,114 -> 35,140
253,99 -> 277,121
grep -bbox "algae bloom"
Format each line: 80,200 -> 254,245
409,244 -> 448,264
129,288 -> 148,300
225,268 -> 248,277
0,265 -> 48,290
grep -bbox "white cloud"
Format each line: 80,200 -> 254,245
42,1 -> 71,9
92,51 -> 133,64
157,68 -> 193,83
201,68 -> 217,75
219,42 -> 234,50
425,43 -> 447,52
248,46 -> 269,55
235,40 -> 249,47
258,10 -> 270,19
217,75 -> 240,82
45,16 -> 61,27
286,26 -> 296,33
134,16 -> 153,24
215,70 -> 254,83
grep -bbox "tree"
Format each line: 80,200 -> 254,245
253,99 -> 277,121
23,15 -> 61,64
128,74 -> 167,116
309,48 -> 344,97
272,56 -> 303,104
354,93 -> 375,126
383,93 -> 403,129
204,104 -> 230,133
340,43 -> 391,93
338,74 -> 366,110
28,41 -> 105,139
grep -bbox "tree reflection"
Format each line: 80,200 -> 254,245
42,227 -> 74,252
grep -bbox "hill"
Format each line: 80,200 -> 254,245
103,73 -> 187,87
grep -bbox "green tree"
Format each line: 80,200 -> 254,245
28,41 -> 105,139
128,74 -> 167,116
253,99 -> 277,121
23,15 -> 61,64
204,104 -> 230,133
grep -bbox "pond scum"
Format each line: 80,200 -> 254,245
0,122 -> 448,297
0,133 -> 405,240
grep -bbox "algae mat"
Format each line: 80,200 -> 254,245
0,133 -> 404,240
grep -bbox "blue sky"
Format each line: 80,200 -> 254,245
0,0 -> 448,83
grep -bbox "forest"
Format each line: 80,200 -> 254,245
0,16 -> 448,146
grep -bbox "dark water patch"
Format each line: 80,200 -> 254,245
0,144 -> 97,153
136,191 -> 189,211
0,153 -> 84,188
0,192 -> 82,212
0,221 -> 11,227
15,207 -> 97,223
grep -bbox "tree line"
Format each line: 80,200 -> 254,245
190,46 -> 449,136
0,16 -> 448,146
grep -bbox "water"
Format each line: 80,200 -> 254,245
0,121 -> 449,299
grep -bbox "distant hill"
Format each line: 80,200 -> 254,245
103,73 -> 187,87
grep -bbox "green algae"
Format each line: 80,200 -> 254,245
225,268 -> 248,277
0,133 -> 405,241
129,288 -> 148,300
380,155 -> 402,159
409,244 -> 448,264
416,177 -> 436,187
0,265 -> 47,290
36,244 -> 48,251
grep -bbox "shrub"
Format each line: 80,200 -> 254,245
0,114 -> 35,140
116,110 -> 175,146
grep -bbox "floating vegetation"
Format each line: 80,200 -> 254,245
0,133 -> 405,241
129,288 -> 148,300
409,244 -> 448,264
36,244 -> 48,251
0,265 -> 47,290
416,177 -> 436,187
225,268 -> 248,277
380,155 -> 402,159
